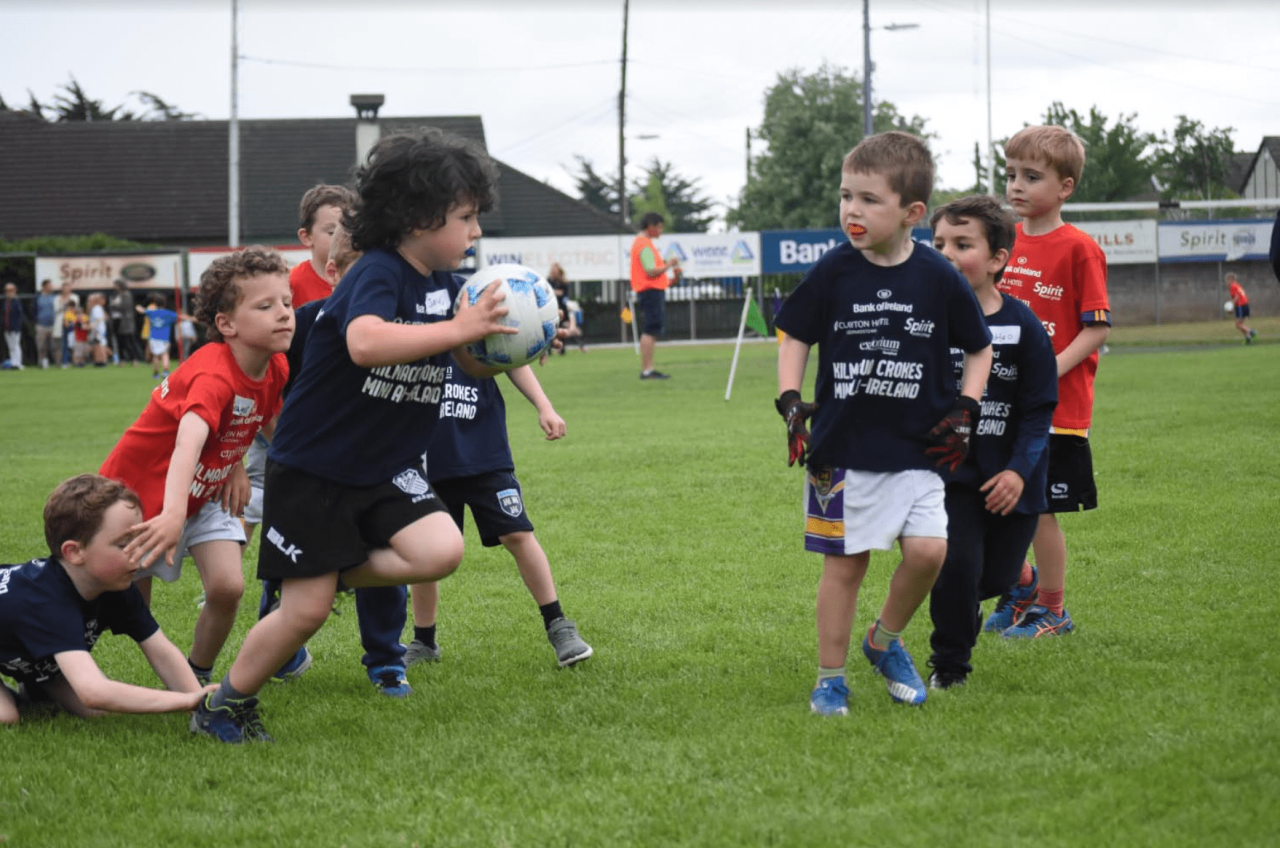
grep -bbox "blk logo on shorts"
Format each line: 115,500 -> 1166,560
497,488 -> 524,517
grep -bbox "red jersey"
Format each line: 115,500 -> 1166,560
290,260 -> 332,308
999,223 -> 1109,431
1229,281 -> 1248,306
99,342 -> 288,519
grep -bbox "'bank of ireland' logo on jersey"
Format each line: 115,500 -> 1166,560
232,395 -> 255,417
419,289 -> 451,316
393,469 -> 432,502
497,488 -> 524,517
877,289 -> 892,300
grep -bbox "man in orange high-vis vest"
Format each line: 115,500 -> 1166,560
629,212 -> 682,379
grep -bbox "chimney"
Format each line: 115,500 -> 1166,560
350,94 -> 385,167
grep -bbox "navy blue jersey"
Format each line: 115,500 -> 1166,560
269,249 -> 462,486
0,558 -> 158,684
775,242 -> 991,472
944,294 -> 1057,514
426,363 -> 514,481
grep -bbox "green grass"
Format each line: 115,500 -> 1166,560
1,337 -> 1277,847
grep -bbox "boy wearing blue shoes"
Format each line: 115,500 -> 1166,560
774,132 -> 993,713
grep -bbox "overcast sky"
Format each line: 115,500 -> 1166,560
3,0 -> 1277,230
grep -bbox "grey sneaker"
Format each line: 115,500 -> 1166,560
547,618 -> 593,667
403,639 -> 441,667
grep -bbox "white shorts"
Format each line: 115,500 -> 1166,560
803,467 -> 946,555
243,485 -> 264,526
136,500 -> 246,583
149,338 -> 169,357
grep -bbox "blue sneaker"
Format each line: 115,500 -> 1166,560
270,646 -> 312,683
862,633 -> 927,706
190,693 -> 274,744
809,676 -> 850,716
984,567 -> 1038,633
369,665 -> 412,698
1002,604 -> 1074,639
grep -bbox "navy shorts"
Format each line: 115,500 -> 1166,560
431,470 -> 534,547
1044,433 -> 1097,513
257,459 -> 447,580
635,288 -> 666,337
1235,303 -> 1251,320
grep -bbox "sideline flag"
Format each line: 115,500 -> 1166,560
745,296 -> 768,337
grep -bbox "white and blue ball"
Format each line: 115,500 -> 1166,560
455,264 -> 559,370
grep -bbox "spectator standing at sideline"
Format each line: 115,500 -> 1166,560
54,282 -> 80,368
35,280 -> 58,369
110,279 -> 140,366
629,212 -> 681,380
4,282 -> 26,369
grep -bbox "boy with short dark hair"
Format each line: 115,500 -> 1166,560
926,195 -> 1057,688
989,125 -> 1111,639
0,475 -> 212,725
291,183 -> 357,307
774,131 -> 993,713
100,248 -> 294,687
191,127 -> 515,742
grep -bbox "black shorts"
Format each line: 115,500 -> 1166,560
257,459 -> 447,580
1236,303 -> 1251,320
431,470 -> 534,547
1044,433 -> 1097,513
635,288 -> 666,337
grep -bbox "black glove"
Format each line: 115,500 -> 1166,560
775,390 -> 818,467
926,396 -> 981,472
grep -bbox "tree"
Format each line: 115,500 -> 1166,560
1,78 -> 196,122
632,157 -> 715,232
1155,116 -> 1237,201
50,78 -> 135,121
728,64 -> 930,231
628,172 -> 672,229
568,155 -> 620,218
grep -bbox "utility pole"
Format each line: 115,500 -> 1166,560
618,0 -> 630,227
228,0 -> 240,246
862,0 -> 872,139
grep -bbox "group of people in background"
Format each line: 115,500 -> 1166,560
2,278 -> 196,373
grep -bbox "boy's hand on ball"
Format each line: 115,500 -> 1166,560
458,280 -> 516,339
925,396 -> 980,472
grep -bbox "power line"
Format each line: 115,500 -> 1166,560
237,54 -> 616,74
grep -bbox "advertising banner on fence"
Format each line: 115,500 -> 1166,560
1156,218 -> 1274,263
476,235 -> 624,281
35,252 -> 184,292
1073,220 -> 1157,265
760,228 -> 934,274
654,232 -> 761,278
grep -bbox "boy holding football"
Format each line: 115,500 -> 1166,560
191,127 -> 514,742
926,195 -> 1057,689
987,125 -> 1111,639
774,131 -> 993,713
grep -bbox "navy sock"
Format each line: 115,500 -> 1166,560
539,600 -> 564,630
414,625 -> 437,648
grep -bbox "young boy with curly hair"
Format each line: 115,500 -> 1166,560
1,475 -> 213,725
190,127 -> 514,742
99,247 -> 294,686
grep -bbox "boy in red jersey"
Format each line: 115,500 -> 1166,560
988,125 -> 1110,639
99,247 -> 294,684
1225,273 -> 1257,343
290,184 -> 357,307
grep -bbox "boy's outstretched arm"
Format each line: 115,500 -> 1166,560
123,411 -> 209,569
137,630 -> 208,693
54,650 -> 213,716
1055,323 -> 1110,378
505,365 -> 565,440
346,280 -> 514,369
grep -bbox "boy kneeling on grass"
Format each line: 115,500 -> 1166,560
0,474 -> 214,725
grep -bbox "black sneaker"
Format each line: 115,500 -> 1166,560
640,370 -> 671,380
927,669 -> 968,690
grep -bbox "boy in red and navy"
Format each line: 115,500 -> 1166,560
926,196 -> 1057,689
99,248 -> 294,685
1,475 -> 212,725
289,184 -> 356,308
1225,273 -> 1257,343
190,127 -> 514,743
989,125 -> 1111,639
774,132 -> 993,713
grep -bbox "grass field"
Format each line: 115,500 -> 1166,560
1,331 -> 1277,847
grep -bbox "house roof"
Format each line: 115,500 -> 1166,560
0,112 -> 626,244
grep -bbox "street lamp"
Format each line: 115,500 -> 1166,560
862,0 -> 919,138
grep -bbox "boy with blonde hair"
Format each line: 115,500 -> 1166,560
774,131 -> 993,712
988,124 -> 1111,638
291,183 -> 357,307
1,475 -> 213,725
99,248 -> 294,686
